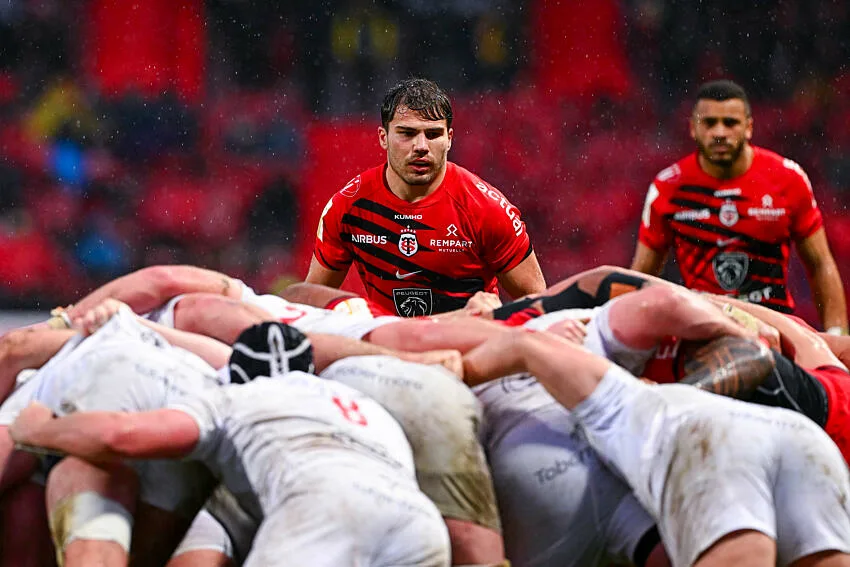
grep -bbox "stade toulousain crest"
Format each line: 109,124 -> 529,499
398,228 -> 419,257
719,200 -> 739,227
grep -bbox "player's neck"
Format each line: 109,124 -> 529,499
698,144 -> 755,180
385,166 -> 448,203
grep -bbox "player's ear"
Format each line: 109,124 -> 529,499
447,127 -> 453,151
688,117 -> 697,140
378,127 -> 388,150
745,117 -> 753,141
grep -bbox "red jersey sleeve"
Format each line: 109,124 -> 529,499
313,192 -> 353,270
782,158 -> 823,240
475,183 -> 533,272
637,180 -> 673,251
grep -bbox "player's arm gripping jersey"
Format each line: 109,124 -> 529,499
314,163 -> 533,317
638,148 -> 823,313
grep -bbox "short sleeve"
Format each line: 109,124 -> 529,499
313,193 -> 354,271
477,185 -> 533,272
637,181 -> 673,251
783,159 -> 823,240
167,387 -> 225,461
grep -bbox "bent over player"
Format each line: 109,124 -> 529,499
10,327 -> 451,566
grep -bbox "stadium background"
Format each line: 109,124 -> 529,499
1,0 -> 848,330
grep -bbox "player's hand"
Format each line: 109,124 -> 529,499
9,402 -> 54,446
401,349 -> 465,379
464,292 -> 503,318
72,298 -> 133,336
543,319 -> 587,345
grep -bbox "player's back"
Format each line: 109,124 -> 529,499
34,307 -> 220,412
174,372 -> 416,521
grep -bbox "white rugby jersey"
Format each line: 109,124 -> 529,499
170,372 -> 416,522
0,308 -> 220,424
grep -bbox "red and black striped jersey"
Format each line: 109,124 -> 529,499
314,162 -> 533,316
638,146 -> 823,313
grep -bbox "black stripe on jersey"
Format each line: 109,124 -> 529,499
672,221 -> 784,260
349,244 -> 487,294
667,198 -> 718,212
496,242 -> 533,273
677,185 -> 747,201
352,198 -> 436,230
744,259 -> 784,280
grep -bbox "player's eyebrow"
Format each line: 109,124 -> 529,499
395,125 -> 445,134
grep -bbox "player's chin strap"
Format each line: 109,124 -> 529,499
228,322 -> 315,384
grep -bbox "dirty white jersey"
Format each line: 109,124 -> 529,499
0,307 -> 220,425
169,372 -> 416,522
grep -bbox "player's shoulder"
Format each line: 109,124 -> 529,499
651,154 -> 697,190
447,162 -> 512,208
331,164 -> 385,203
753,146 -> 813,188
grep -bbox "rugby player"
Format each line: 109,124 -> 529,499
463,324 -> 850,567
9,322 -> 451,566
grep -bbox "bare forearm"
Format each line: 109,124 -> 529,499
17,413 -> 126,465
709,295 -> 842,369
810,263 -> 848,333
307,333 -> 417,372
136,318 -> 231,369
463,330 -> 612,407
69,266 -> 241,318
367,318 -> 510,354
281,282 -> 358,309
14,410 -> 196,464
610,286 -> 749,351
461,331 -> 529,386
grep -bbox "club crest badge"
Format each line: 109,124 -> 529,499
719,200 -> 739,227
398,228 -> 419,257
712,251 -> 749,291
393,288 -> 433,317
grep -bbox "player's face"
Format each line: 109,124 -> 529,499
379,106 -> 453,187
690,99 -> 753,168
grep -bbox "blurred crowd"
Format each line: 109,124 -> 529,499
0,0 -> 849,324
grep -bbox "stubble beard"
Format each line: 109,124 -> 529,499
697,137 -> 745,169
390,156 -> 440,187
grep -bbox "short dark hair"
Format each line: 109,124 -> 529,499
381,78 -> 453,130
694,80 -> 751,117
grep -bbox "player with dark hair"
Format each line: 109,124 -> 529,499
8,315 -> 451,567
631,79 -> 847,334
306,77 -> 546,316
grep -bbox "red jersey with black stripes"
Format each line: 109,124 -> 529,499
314,162 -> 533,316
638,146 -> 823,313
